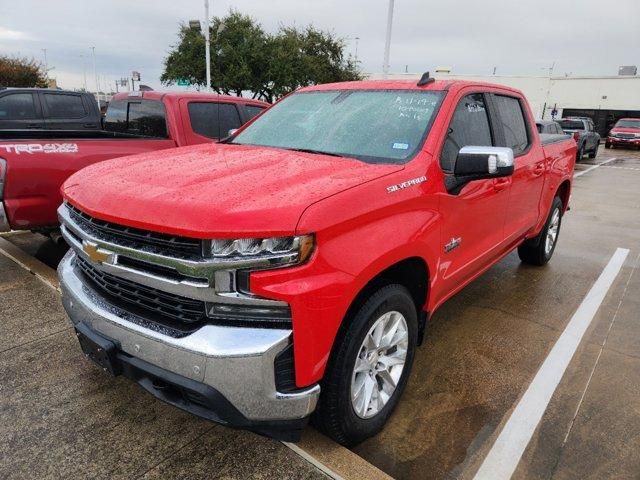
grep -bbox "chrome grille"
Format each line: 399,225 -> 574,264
66,203 -> 203,258
76,255 -> 207,326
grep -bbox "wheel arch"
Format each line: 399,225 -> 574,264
339,256 -> 430,347
557,179 -> 572,213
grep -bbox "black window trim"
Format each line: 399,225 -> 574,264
489,92 -> 534,158
40,91 -> 88,120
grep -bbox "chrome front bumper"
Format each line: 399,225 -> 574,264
58,251 -> 319,422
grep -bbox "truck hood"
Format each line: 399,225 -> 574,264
62,143 -> 403,238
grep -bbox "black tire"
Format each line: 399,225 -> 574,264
588,143 -> 599,159
605,142 -> 612,149
518,196 -> 563,266
576,144 -> 584,162
313,284 -> 418,446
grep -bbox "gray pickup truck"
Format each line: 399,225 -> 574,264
558,117 -> 600,161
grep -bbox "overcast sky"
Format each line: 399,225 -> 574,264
1,0 -> 638,91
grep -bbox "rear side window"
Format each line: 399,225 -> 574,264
188,102 -> 242,139
244,104 -> 266,120
493,95 -> 529,155
43,93 -> 86,118
0,93 -> 37,119
440,93 -> 493,172
559,120 -> 584,131
104,100 -> 167,138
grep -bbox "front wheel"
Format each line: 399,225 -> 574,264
313,284 -> 418,446
518,196 -> 563,266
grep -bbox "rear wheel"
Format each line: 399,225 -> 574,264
576,144 -> 585,161
588,143 -> 599,159
313,284 -> 418,446
518,196 -> 563,266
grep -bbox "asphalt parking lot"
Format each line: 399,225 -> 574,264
1,148 -> 639,480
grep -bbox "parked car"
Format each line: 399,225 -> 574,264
57,78 -> 576,445
536,120 -> 564,134
0,88 -> 102,130
558,117 -> 600,160
0,91 -> 268,233
605,118 -> 640,149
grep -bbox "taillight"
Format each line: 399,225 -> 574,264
573,132 -> 580,141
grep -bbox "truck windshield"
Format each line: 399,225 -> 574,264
615,119 -> 640,129
231,90 -> 444,164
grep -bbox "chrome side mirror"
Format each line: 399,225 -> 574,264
445,146 -> 515,195
454,146 -> 514,177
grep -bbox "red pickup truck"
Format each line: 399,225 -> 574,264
0,91 -> 268,233
57,78 -> 576,444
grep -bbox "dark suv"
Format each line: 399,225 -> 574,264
558,117 -> 600,161
0,88 -> 102,130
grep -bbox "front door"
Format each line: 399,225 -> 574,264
436,91 -> 511,299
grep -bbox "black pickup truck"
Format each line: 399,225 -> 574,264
0,88 -> 102,130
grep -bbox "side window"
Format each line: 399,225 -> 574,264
440,93 -> 492,172
0,93 -> 37,119
493,95 -> 529,155
127,101 -> 167,137
103,100 -> 127,132
188,102 -> 242,139
244,104 -> 266,120
43,93 -> 86,118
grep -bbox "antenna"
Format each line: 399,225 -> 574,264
417,72 -> 435,86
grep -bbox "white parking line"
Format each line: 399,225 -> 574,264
573,157 -> 617,178
473,247 -> 630,480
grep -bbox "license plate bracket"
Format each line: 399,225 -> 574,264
75,323 -> 121,376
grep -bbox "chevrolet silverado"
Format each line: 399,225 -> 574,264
57,77 -> 576,445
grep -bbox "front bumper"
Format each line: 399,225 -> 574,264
58,251 -> 320,440
607,136 -> 640,147
0,202 -> 9,232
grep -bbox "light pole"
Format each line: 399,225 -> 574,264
90,47 -> 99,106
80,54 -> 87,91
204,0 -> 212,92
382,0 -> 395,78
41,48 -> 48,81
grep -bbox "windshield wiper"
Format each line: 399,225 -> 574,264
286,147 -> 346,158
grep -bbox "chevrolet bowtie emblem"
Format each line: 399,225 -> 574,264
82,241 -> 110,264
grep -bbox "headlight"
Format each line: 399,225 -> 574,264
210,234 -> 315,266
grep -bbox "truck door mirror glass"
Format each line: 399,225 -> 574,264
445,146 -> 514,194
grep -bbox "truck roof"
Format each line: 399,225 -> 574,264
299,79 -> 525,96
111,90 -> 269,106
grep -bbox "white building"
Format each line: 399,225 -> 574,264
367,71 -> 640,136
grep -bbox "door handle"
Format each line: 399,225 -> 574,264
26,123 -> 40,129
493,178 -> 511,191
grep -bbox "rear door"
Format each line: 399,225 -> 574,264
41,91 -> 96,130
492,93 -> 546,241
0,91 -> 43,129
438,90 -> 511,291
